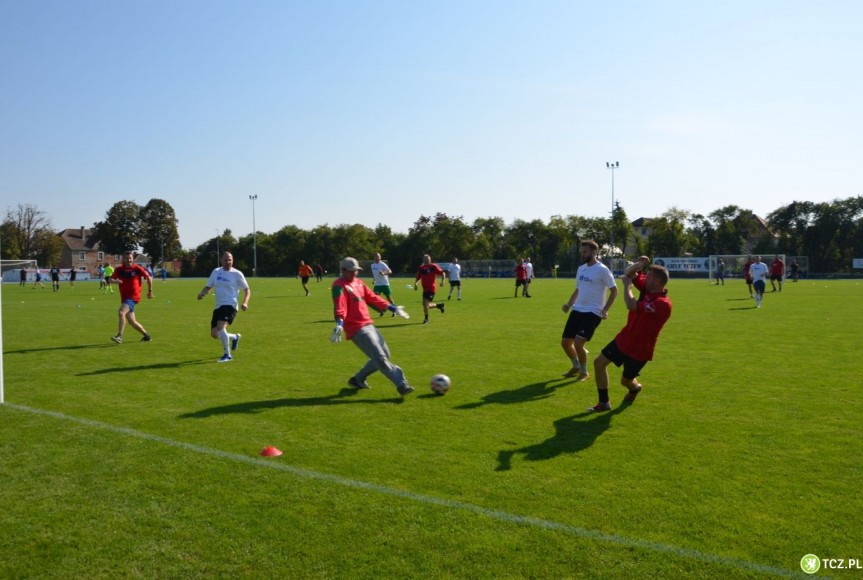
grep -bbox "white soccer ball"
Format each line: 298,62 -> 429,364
430,374 -> 451,395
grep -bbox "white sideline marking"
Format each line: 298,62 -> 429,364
4,403 -> 799,578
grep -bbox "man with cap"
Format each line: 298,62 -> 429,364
330,257 -> 415,396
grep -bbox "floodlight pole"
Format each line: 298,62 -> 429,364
606,161 -> 619,258
249,195 -> 258,276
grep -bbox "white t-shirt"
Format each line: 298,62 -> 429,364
448,263 -> 462,281
749,262 -> 769,283
370,261 -> 392,286
572,261 -> 616,316
524,262 -> 534,279
207,267 -> 249,309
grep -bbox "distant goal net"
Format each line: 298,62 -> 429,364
1,259 -> 39,283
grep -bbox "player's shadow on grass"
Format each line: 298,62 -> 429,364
495,404 -> 629,471
728,305 -> 759,310
178,388 -> 402,419
5,343 -> 114,355
454,379 -> 576,409
77,359 -> 212,375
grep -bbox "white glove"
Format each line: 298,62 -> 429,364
393,305 -> 410,319
330,325 -> 343,344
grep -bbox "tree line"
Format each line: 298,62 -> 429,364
3,196 -> 862,274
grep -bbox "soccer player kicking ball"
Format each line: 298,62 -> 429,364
331,257 -> 414,396
588,256 -> 672,412
198,251 -> 251,363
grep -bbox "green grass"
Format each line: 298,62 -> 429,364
2,276 -> 861,578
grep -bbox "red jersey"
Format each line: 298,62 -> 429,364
770,259 -> 784,276
613,273 -> 672,362
416,263 -> 444,292
515,263 -> 528,281
112,264 -> 151,303
331,277 -> 391,339
743,259 -> 754,281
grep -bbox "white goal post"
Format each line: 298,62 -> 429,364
1,259 -> 40,283
708,254 -> 785,283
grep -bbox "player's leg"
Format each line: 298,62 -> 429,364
352,326 -> 411,393
573,336 -> 591,380
116,303 -> 130,338
126,310 -> 151,339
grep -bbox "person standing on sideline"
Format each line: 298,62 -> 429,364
49,264 -> 61,291
791,260 -> 800,282
770,256 -> 785,292
68,268 -> 77,287
110,251 -> 153,344
415,254 -> 446,324
103,263 -> 115,294
523,257 -> 535,297
715,258 -> 726,285
315,263 -> 325,282
197,251 -> 251,363
370,253 -> 396,316
749,255 -> 769,308
743,254 -> 755,298
331,257 -> 414,395
19,268 -> 27,286
561,240 -> 619,381
447,257 -> 463,300
298,260 -> 314,296
589,257 -> 672,412
97,264 -> 106,290
514,258 -> 529,297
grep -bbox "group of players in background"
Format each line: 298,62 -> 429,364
102,242 -> 673,412
716,254 -> 798,309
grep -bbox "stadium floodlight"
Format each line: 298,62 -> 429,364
249,195 -> 258,277
606,161 -> 619,257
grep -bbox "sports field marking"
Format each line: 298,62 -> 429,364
4,402 -> 801,578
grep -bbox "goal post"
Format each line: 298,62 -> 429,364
708,254 -> 785,283
1,259 -> 39,283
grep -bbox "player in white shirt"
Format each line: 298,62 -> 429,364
370,253 -> 396,315
447,257 -> 463,300
560,240 -> 618,380
197,252 -> 251,362
523,257 -> 535,297
748,255 -> 770,308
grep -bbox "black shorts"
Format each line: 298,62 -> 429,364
562,310 -> 602,341
422,291 -> 436,302
771,274 -> 783,282
301,276 -> 310,284
515,279 -> 527,287
211,305 -> 238,328
601,339 -> 647,380
753,280 -> 766,293
450,280 -> 461,287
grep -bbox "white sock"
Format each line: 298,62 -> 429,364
218,328 -> 231,353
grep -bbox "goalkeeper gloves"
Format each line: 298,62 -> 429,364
330,321 -> 343,344
387,304 -> 410,319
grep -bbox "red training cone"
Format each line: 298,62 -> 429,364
260,446 -> 283,457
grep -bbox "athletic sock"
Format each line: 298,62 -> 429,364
218,328 -> 230,353
598,389 -> 609,404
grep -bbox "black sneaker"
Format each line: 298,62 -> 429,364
438,303 -> 445,314
347,377 -> 370,389
141,334 -> 152,342
397,384 -> 415,396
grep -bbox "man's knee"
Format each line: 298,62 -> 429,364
593,354 -> 610,371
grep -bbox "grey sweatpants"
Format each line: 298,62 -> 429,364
351,325 -> 408,389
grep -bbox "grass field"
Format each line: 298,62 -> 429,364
1,274 -> 861,578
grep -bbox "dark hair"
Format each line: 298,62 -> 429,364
580,239 -> 599,251
649,264 -> 669,286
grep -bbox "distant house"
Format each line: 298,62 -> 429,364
58,227 -> 108,274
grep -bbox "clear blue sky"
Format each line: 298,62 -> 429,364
2,0 -> 861,249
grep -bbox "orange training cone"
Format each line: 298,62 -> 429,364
260,446 -> 283,457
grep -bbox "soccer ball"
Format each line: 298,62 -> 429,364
430,374 -> 451,395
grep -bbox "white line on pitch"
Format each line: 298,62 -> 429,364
3,403 -> 801,578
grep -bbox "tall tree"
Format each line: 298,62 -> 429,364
140,198 -> 180,262
2,203 -> 55,260
93,201 -> 143,255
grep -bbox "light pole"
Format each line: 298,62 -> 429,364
249,195 -> 258,276
606,161 -> 619,260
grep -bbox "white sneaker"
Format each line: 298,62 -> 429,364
218,354 -> 233,363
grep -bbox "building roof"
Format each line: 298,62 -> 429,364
59,227 -> 101,252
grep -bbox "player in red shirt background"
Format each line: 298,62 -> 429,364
330,257 -> 413,395
414,254 -> 446,324
770,256 -> 785,292
514,258 -> 530,298
110,251 -> 154,344
743,254 -> 755,298
589,256 -> 672,412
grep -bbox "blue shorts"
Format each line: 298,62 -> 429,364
121,299 -> 137,312
754,280 -> 766,293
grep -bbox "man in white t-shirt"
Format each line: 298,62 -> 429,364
522,257 -> 535,297
749,255 -> 769,308
447,257 -> 463,300
370,253 -> 396,315
560,240 -> 618,381
197,251 -> 251,362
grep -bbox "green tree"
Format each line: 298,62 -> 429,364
647,208 -> 693,257
93,201 -> 143,255
140,199 -> 180,263
2,203 -> 55,260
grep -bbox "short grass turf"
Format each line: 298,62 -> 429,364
1,276 -> 861,578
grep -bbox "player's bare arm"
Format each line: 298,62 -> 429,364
241,288 -> 251,311
562,288 -> 579,312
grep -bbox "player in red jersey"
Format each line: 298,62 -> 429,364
330,257 -> 413,395
743,254 -> 755,298
588,256 -> 672,412
110,251 -> 154,344
414,254 -> 446,324
514,258 -> 529,297
770,256 -> 785,292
